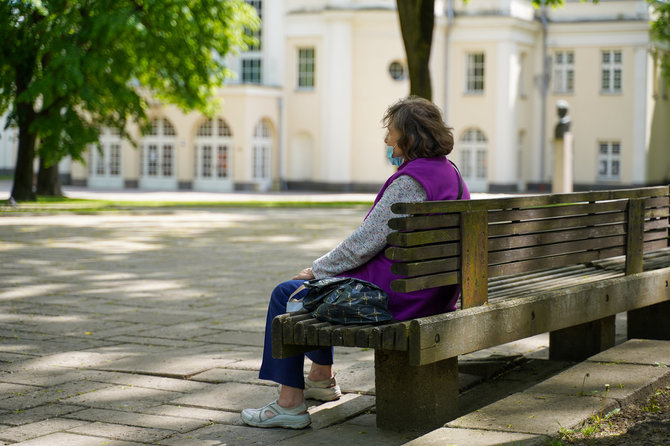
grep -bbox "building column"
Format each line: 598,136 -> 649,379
321,12 -> 353,186
493,41 -> 517,190
632,45 -> 650,185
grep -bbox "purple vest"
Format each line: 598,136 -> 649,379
339,156 -> 470,321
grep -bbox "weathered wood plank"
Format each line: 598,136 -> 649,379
306,321 -> 331,345
626,198 -> 645,275
488,200 -> 628,223
391,256 -> 459,276
390,271 -> 460,293
488,235 -> 625,265
488,212 -> 627,237
355,327 -> 375,347
388,213 -> 460,231
392,186 -> 669,215
385,242 -> 460,262
387,227 -> 460,247
407,267 -> 670,366
343,324 -> 366,347
488,224 -> 626,251
461,210 -> 488,308
369,327 -> 383,349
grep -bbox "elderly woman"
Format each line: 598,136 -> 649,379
241,96 -> 470,429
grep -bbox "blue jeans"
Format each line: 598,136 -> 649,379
258,280 -> 334,389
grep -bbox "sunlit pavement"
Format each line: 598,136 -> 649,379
0,182 -> 641,445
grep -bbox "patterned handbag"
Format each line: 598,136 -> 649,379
299,277 -> 393,325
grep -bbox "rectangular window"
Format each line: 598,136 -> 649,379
297,47 -> 315,89
466,53 -> 485,93
601,50 -> 622,93
597,141 -> 621,181
109,144 -> 120,176
253,145 -> 269,179
96,145 -> 105,175
553,50 -> 574,94
242,58 -> 262,84
245,0 -> 262,51
202,145 -> 212,178
217,145 -> 229,178
148,144 -> 158,176
162,144 -> 173,176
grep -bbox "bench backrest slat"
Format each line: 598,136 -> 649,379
387,186 -> 670,306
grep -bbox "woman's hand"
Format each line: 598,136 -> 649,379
293,267 -> 315,280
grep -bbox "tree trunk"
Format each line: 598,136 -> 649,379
396,0 -> 435,100
10,41 -> 38,202
10,104 -> 37,202
36,158 -> 63,196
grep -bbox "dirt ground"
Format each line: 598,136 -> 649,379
550,383 -> 669,445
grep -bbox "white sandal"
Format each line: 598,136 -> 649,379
304,376 -> 342,401
241,399 -> 311,429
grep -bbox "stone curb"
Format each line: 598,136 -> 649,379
404,339 -> 670,446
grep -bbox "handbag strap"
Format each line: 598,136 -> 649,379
289,284 -> 307,300
448,159 -> 464,200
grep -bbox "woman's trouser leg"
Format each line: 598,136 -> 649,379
259,280 -> 333,389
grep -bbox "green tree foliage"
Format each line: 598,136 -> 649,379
649,0 -> 670,83
0,0 -> 258,201
396,0 -> 599,100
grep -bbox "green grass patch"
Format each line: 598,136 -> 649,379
2,196 -> 373,213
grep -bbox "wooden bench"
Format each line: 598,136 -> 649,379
272,186 -> 670,431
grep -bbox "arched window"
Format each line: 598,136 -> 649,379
458,128 -> 488,192
252,120 -> 272,181
139,117 -> 177,189
193,118 -> 233,192
88,127 -> 123,189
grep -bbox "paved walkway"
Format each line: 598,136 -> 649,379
1,186 -> 668,445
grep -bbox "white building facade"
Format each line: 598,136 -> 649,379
2,0 -> 668,192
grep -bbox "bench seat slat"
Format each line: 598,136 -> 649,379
391,256 -> 459,276
388,213 -> 460,231
391,186 -> 669,215
390,271 -> 460,293
488,200 -> 628,223
385,242 -> 460,262
387,227 -> 459,247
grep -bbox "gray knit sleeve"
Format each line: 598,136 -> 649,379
312,175 -> 427,278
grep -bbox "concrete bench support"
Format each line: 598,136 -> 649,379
374,350 -> 458,431
549,315 -> 616,361
628,300 -> 670,340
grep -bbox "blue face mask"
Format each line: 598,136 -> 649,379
386,145 -> 404,167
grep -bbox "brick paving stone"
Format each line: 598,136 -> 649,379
189,367 -> 270,385
96,350 -> 238,378
86,370 -> 214,393
309,394 -> 376,430
193,330 -> 265,346
12,432 -> 146,446
0,351 -> 38,363
66,421 -> 174,443
335,360 -> 376,395
172,382 -> 278,411
66,407 -> 210,432
105,335 -> 207,348
159,422 -> 303,446
133,323 -> 221,340
0,403 -> 84,426
142,404 -> 241,424
61,385 -> 183,411
0,418 -> 90,442
526,361 -> 670,402
0,382 -> 41,400
0,337 -> 115,356
0,380 -> 111,411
